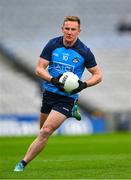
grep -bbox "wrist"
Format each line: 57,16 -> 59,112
51,77 -> 60,86
51,77 -> 55,84
83,82 -> 88,88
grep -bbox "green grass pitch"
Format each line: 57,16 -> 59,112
0,132 -> 131,179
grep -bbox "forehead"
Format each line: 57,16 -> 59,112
63,21 -> 79,28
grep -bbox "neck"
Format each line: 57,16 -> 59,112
63,38 -> 77,47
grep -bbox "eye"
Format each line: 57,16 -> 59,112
65,27 -> 70,30
71,28 -> 76,31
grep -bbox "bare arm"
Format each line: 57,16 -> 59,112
85,65 -> 102,87
35,57 -> 52,82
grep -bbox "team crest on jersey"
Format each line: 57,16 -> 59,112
72,58 -> 79,63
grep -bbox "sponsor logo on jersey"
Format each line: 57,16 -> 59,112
49,61 -> 74,73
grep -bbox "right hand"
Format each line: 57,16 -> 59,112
51,75 -> 65,92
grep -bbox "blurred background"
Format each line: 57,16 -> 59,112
0,0 -> 131,136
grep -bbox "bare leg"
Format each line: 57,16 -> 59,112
23,110 -> 66,164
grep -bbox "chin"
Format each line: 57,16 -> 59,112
65,38 -> 73,43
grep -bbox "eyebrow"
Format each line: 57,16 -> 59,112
64,27 -> 77,30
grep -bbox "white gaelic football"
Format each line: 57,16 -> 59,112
59,72 -> 79,93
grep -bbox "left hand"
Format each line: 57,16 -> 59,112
71,80 -> 88,95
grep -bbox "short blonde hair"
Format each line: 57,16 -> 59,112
63,16 -> 81,27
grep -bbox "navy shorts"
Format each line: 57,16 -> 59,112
40,91 -> 75,118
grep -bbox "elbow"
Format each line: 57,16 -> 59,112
98,73 -> 103,83
96,71 -> 102,84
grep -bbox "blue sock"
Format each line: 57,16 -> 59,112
20,160 -> 27,167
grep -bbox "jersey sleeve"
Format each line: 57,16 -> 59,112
85,49 -> 97,69
40,40 -> 52,61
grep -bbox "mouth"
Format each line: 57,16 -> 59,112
66,35 -> 73,40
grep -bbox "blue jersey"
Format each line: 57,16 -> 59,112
40,36 -> 97,99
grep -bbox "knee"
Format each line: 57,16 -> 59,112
39,126 -> 53,140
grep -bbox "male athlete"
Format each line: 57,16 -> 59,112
14,16 -> 102,171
